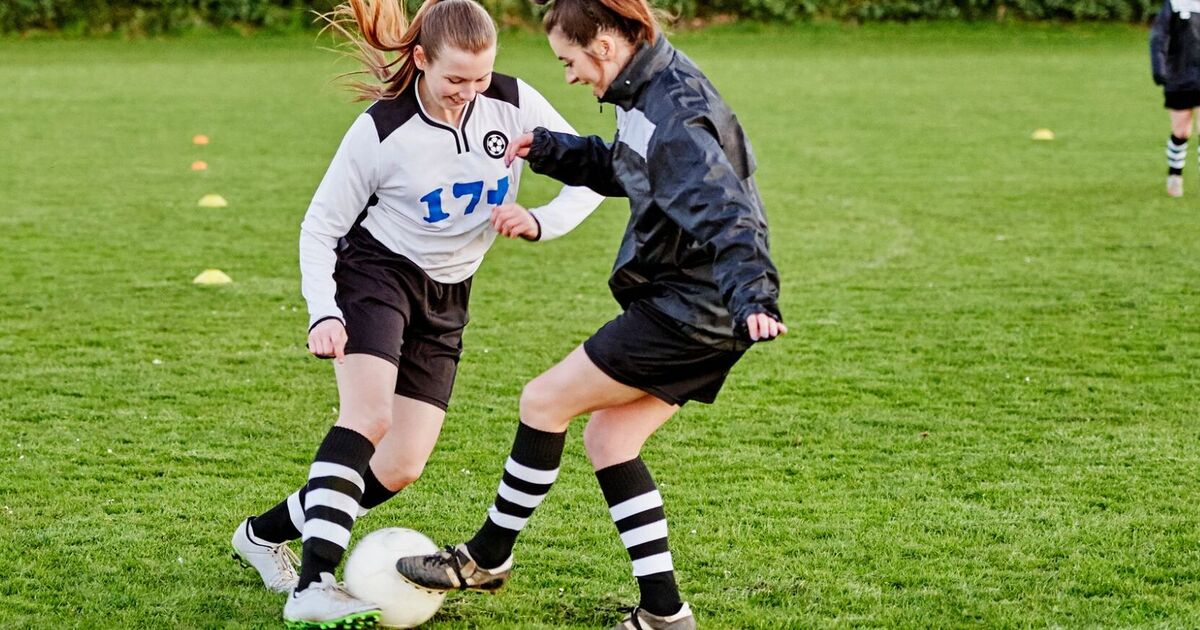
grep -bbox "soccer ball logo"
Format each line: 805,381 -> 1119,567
484,130 -> 508,159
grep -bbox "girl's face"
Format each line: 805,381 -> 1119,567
415,44 -> 497,112
548,29 -> 627,98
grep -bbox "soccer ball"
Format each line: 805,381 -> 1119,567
343,528 -> 446,628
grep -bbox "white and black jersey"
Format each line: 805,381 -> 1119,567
299,73 -> 604,328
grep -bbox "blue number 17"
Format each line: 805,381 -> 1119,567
420,176 -> 510,224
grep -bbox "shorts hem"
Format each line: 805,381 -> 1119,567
583,340 -> 686,407
393,389 -> 451,412
344,347 -> 400,367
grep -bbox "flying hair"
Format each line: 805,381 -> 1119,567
318,0 -> 497,101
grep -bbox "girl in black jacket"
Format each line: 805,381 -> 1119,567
396,1 -> 784,628
1150,0 -> 1200,196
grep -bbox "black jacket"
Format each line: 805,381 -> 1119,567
1150,0 -> 1200,90
526,36 -> 781,350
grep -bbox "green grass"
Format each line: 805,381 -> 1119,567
1,22 -> 1198,628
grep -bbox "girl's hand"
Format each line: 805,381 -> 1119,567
504,132 -> 534,167
491,203 -> 539,239
308,319 -> 347,363
746,313 -> 787,342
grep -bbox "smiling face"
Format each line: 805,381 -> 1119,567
547,28 -> 638,99
548,29 -> 605,97
415,44 -> 497,113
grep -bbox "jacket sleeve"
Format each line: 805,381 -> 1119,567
525,127 -> 627,198
1151,1 -> 1171,85
515,80 -> 606,240
647,111 -> 782,332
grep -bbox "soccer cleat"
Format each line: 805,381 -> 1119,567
1167,175 -> 1184,197
231,517 -> 300,593
611,602 -> 696,630
394,543 -> 511,592
283,572 -> 381,629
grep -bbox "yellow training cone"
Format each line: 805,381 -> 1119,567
191,160 -> 208,171
198,194 -> 228,208
193,269 -> 233,285
193,134 -> 210,145
1031,128 -> 1055,141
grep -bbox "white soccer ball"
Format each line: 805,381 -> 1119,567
343,527 -> 446,629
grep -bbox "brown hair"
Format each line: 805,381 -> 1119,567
541,0 -> 660,47
319,0 -> 497,101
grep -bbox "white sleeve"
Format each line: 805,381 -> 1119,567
517,80 -> 605,241
299,113 -> 380,329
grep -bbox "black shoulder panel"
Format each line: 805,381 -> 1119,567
483,73 -> 520,107
366,88 -> 420,143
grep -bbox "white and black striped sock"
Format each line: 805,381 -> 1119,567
1167,135 -> 1188,175
596,458 -> 683,618
466,422 -> 565,568
248,464 -> 394,545
297,426 -> 375,590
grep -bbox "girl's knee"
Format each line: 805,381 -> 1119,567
337,408 -> 393,442
519,377 -> 569,431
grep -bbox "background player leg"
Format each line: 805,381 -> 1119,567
1166,107 -> 1193,197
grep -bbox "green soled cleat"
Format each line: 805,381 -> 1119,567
283,572 -> 381,629
394,543 -> 511,592
282,610 -> 379,630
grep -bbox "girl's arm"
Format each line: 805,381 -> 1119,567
516,80 -> 607,240
647,111 -> 782,335
299,113 -> 381,330
1151,0 -> 1172,85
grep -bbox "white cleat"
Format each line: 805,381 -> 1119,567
283,572 -> 381,629
1167,175 -> 1184,197
231,517 -> 300,593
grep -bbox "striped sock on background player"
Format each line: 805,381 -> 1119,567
596,458 -> 684,618
296,426 -> 375,590
465,422 -> 566,568
1167,134 -> 1188,175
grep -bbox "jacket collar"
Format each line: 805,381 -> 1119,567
600,35 -> 673,109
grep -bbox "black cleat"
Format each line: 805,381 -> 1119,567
395,543 -> 512,592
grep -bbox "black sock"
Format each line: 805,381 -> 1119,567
465,422 -> 565,569
297,426 -> 375,590
249,483 -> 306,544
596,458 -> 683,618
360,465 -> 399,510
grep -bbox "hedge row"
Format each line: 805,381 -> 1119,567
0,0 -> 1164,34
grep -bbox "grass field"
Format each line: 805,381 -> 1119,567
1,22 -> 1198,628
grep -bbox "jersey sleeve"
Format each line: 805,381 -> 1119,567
516,80 -> 605,241
298,113 -> 380,329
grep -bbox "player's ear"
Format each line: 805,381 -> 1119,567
590,33 -> 615,61
413,45 -> 429,71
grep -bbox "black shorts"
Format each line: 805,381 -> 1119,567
583,301 -> 746,406
1165,90 -> 1200,110
330,224 -> 471,411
